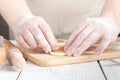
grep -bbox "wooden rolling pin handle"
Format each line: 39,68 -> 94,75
4,39 -> 26,69
7,48 -> 26,68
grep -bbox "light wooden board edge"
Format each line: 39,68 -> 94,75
22,50 -> 120,67
20,37 -> 120,67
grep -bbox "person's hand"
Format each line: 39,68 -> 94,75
12,16 -> 58,53
64,15 -> 120,56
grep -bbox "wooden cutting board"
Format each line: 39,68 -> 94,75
19,38 -> 120,67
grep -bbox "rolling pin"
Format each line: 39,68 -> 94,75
3,39 -> 26,69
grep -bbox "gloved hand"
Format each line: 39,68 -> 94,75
12,16 -> 58,53
64,15 -> 120,56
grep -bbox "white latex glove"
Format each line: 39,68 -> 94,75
64,15 -> 120,56
12,16 -> 58,53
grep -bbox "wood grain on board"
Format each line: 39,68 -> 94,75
19,38 -> 120,67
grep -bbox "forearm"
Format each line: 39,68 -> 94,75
101,0 -> 120,26
0,0 -> 33,28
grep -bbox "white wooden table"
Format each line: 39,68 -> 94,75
1,41 -> 120,80
1,58 -> 120,80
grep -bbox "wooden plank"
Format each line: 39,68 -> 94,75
0,61 -> 21,80
19,41 -> 120,67
100,59 -> 120,80
18,61 -> 105,80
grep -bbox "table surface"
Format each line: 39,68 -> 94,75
1,41 -> 120,80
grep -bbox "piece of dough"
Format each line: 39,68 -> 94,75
32,39 -> 66,56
